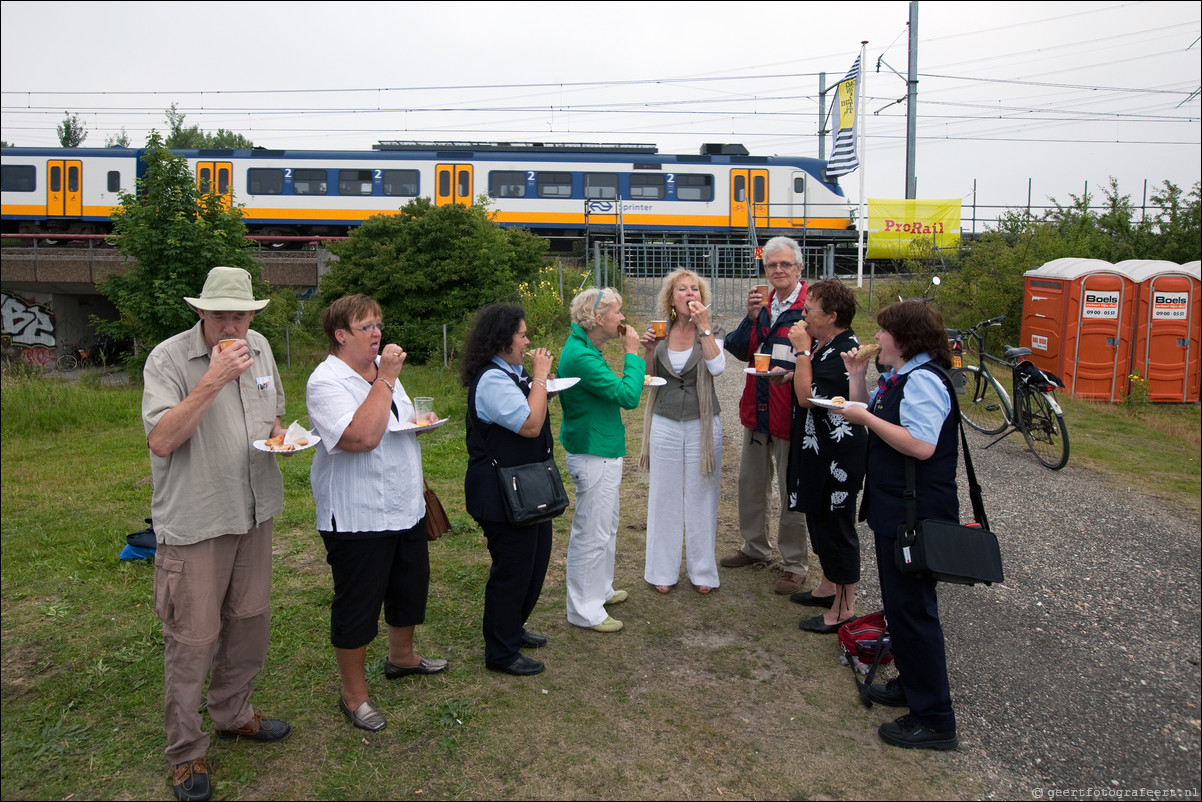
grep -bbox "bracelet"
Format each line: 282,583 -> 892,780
531,378 -> 547,388
375,377 -> 394,392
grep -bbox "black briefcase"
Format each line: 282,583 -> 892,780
895,520 -> 1004,586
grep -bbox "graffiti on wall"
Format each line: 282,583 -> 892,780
1,292 -> 56,366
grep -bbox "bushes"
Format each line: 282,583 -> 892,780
318,198 -> 548,363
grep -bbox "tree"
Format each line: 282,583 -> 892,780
318,197 -> 548,363
56,112 -> 88,147
95,132 -> 280,374
931,178 -> 1200,346
162,103 -> 255,149
105,128 -> 131,148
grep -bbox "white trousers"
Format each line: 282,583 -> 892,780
644,415 -> 722,588
564,453 -> 624,627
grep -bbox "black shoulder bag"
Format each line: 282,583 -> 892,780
469,374 -> 569,527
896,365 -> 1004,586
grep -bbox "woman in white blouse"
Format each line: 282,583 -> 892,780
638,269 -> 726,594
307,294 -> 447,734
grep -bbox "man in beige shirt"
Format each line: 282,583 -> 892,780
142,267 -> 289,802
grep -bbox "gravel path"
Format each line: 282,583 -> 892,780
710,318 -> 1202,797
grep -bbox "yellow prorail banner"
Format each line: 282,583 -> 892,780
867,199 -> 961,259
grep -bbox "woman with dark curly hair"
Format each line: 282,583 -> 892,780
460,304 -> 556,676
836,300 -> 960,751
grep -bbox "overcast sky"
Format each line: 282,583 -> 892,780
2,0 -> 1199,223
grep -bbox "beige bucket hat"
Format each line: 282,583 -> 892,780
185,266 -> 270,312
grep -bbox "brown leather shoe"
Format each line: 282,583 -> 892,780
171,757 -> 211,802
720,551 -> 759,568
215,711 -> 291,742
774,571 -> 806,594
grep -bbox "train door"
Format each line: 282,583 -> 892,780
789,172 -> 808,227
196,161 -> 233,207
46,159 -> 83,218
729,169 -> 768,230
435,164 -> 473,206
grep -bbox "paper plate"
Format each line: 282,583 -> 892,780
744,367 -> 778,377
394,417 -> 450,432
545,377 -> 580,392
809,398 -> 868,411
643,376 -> 667,387
253,434 -> 320,453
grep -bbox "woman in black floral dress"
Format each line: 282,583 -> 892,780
786,280 -> 868,633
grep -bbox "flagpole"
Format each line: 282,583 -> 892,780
856,40 -> 868,288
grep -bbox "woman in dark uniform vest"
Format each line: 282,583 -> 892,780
836,301 -> 960,751
461,304 -> 556,677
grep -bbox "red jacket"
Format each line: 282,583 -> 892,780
723,284 -> 807,439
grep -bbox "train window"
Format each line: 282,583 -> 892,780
630,174 -> 665,200
584,173 -> 618,199
676,174 -> 713,202
753,175 -> 766,203
217,168 -> 230,195
733,175 -> 746,202
338,169 -> 374,196
198,167 -> 212,194
457,169 -> 470,197
107,171 -> 121,192
1,165 -> 36,192
536,172 -> 572,198
50,165 -> 61,192
248,169 -> 284,195
794,176 -> 806,194
68,165 -> 80,193
382,170 -> 419,197
488,171 -> 526,199
293,169 -> 328,195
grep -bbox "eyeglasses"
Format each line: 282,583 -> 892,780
803,306 -> 826,316
354,322 -> 385,334
765,261 -> 797,270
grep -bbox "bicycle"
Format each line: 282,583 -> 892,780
55,343 -> 92,372
947,316 -> 1070,470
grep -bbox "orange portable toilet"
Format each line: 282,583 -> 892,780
1021,258 -> 1138,402
1124,260 -> 1201,403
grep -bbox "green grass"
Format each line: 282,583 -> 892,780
1,347 -> 1197,800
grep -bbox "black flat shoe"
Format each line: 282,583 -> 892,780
487,654 -> 545,676
521,631 -> 548,648
798,614 -> 851,634
789,589 -> 835,608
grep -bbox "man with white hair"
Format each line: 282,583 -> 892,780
142,266 -> 291,802
721,237 -> 812,595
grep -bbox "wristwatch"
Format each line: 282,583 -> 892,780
701,329 -> 713,337
794,349 -> 810,358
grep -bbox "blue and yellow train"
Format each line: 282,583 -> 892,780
1,141 -> 853,243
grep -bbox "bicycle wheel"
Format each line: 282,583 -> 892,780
56,354 -> 79,372
1019,389 -> 1069,470
955,365 -> 1010,435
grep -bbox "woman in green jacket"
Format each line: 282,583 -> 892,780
557,287 -> 645,633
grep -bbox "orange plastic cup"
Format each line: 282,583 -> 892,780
754,285 -> 771,307
754,353 -> 771,373
218,339 -> 238,351
651,320 -> 667,339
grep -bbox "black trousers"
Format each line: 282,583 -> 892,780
805,502 -> 860,585
480,517 -> 553,666
874,528 -> 956,732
